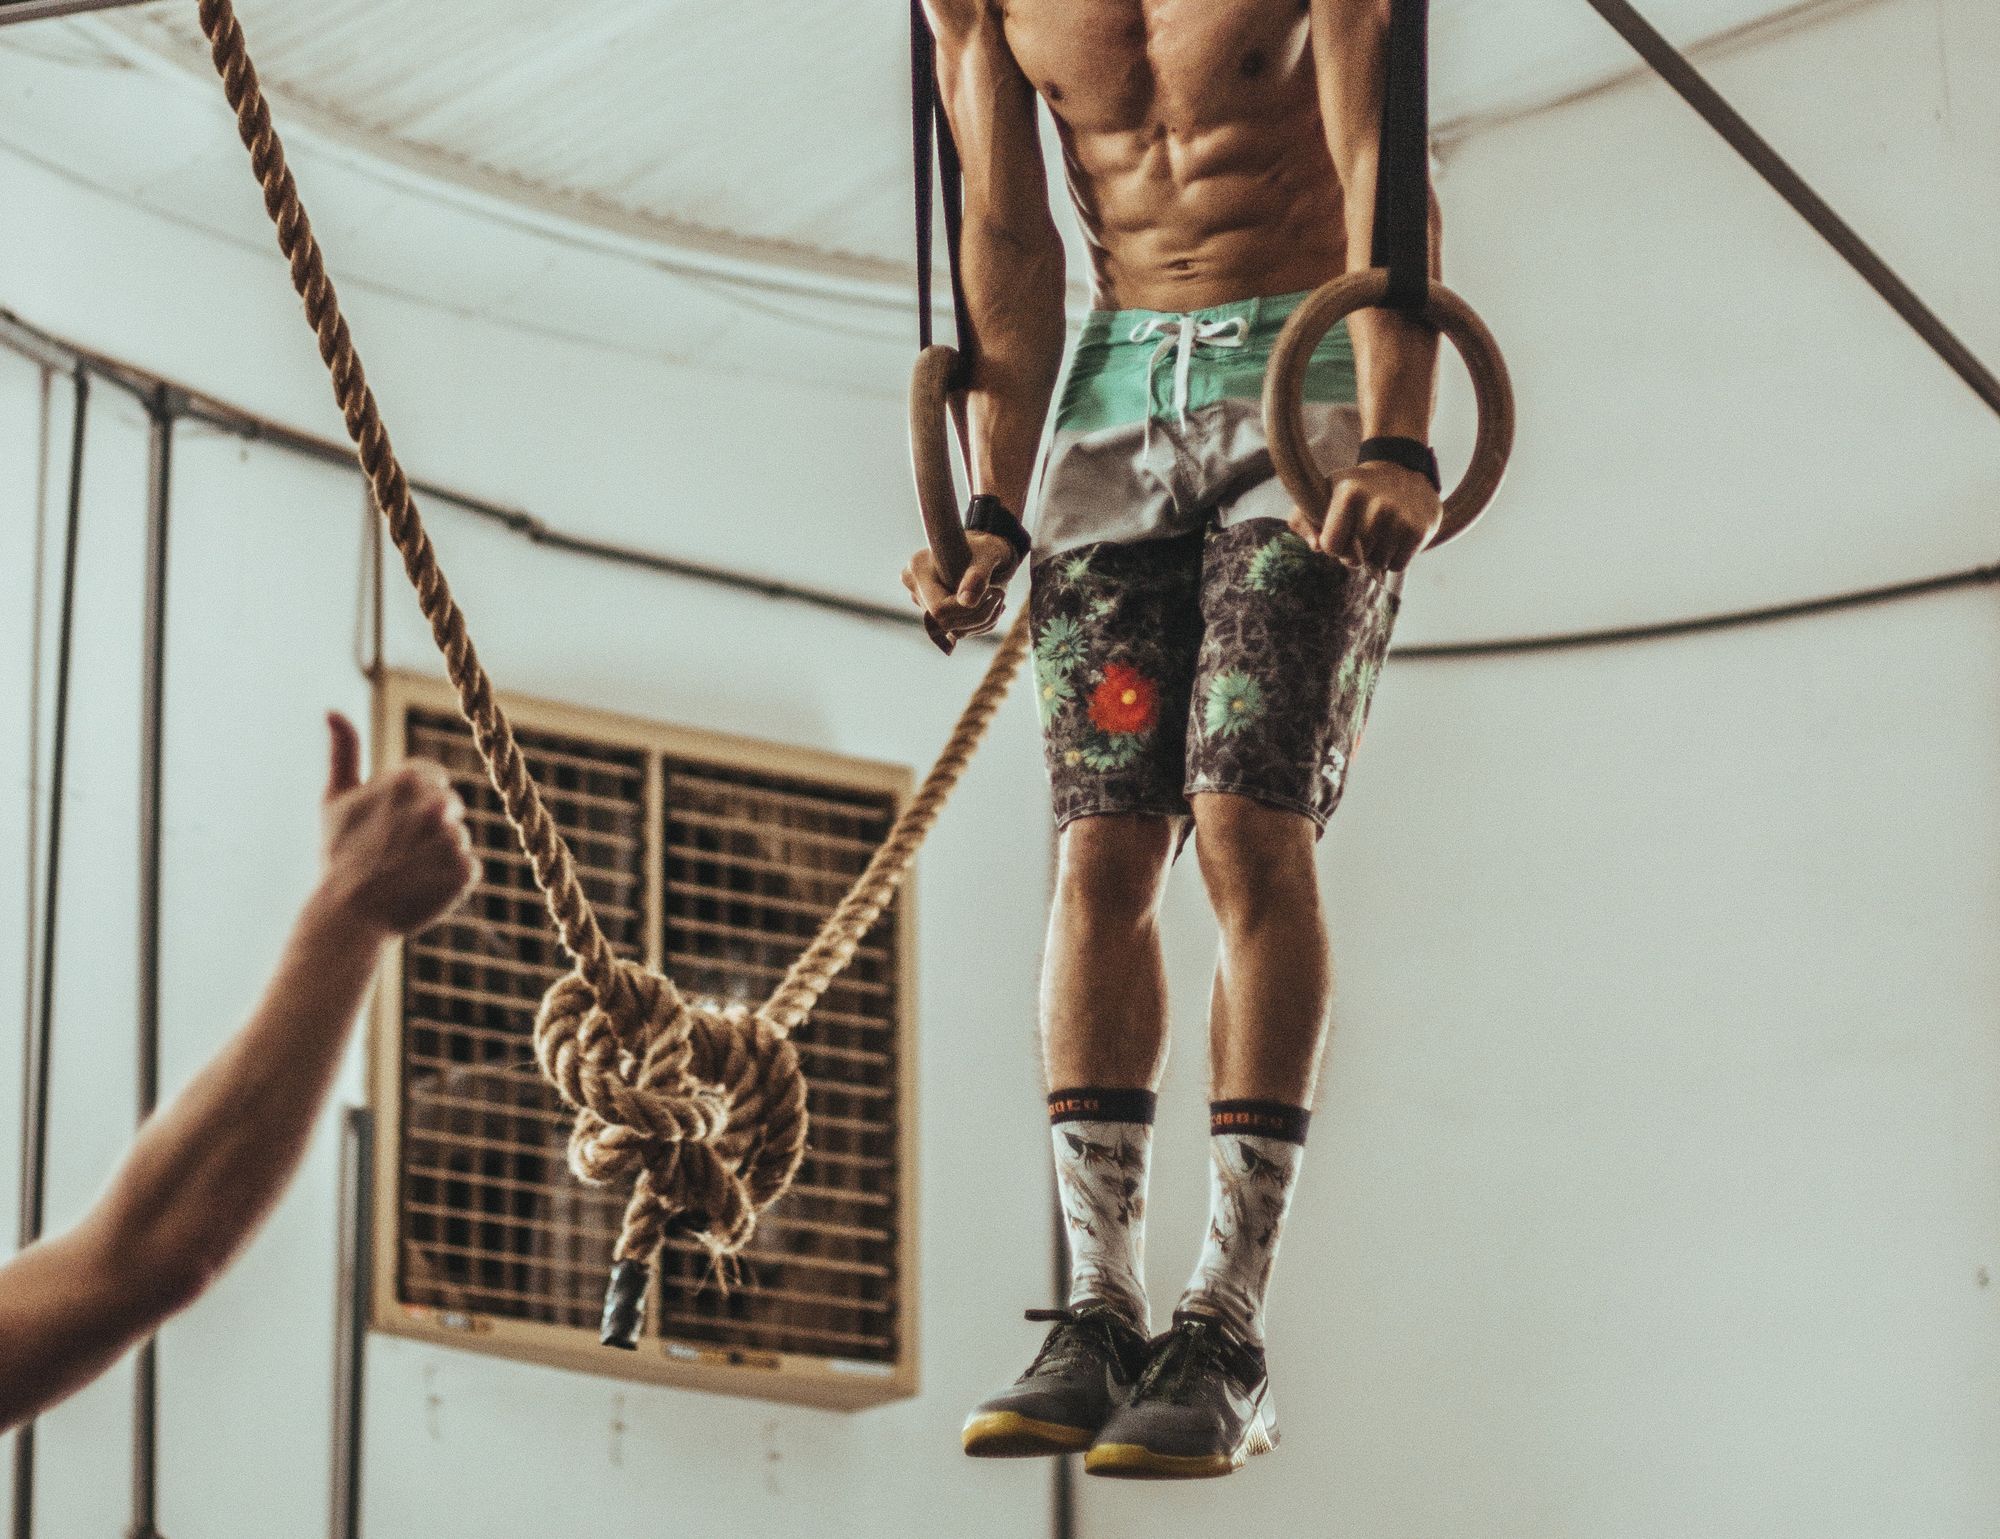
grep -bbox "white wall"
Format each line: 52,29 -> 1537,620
3,0 -> 1998,1536
0,29 -> 1055,1539
1090,2 -> 2000,1536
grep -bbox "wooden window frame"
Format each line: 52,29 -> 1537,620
367,670 -> 920,1410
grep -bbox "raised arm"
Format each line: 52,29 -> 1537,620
901,0 -> 1067,642
0,713 -> 476,1433
1303,0 -> 1445,572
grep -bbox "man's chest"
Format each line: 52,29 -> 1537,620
1001,0 -> 1312,133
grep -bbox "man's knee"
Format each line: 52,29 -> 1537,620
1055,815 -> 1175,927
1190,793 -> 1318,930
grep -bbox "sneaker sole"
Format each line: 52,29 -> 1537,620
1083,1414 -> 1277,1481
962,1410 -> 1097,1458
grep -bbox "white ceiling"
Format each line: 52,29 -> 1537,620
103,0 -> 1840,290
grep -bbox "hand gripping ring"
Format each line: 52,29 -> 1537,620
1262,272 -> 1516,553
908,343 -> 985,654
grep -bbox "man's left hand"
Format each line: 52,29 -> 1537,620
1290,461 -> 1442,574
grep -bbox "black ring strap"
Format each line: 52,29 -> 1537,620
1370,0 -> 1434,316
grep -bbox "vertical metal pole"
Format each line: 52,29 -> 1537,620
329,1107 -> 374,1539
128,387 -> 174,1539
11,366 -> 87,1539
1580,0 -> 2000,422
16,365 -> 52,1216
1049,1191 -> 1075,1539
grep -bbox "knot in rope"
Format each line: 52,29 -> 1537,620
534,960 -> 809,1269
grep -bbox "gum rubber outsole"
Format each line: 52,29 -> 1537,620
1083,1415 -> 1276,1480
1083,1442 -> 1238,1479
961,1410 -> 1096,1458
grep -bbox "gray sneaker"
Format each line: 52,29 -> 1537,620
1084,1311 -> 1278,1479
962,1303 -> 1151,1457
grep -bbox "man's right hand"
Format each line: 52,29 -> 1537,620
316,712 -> 479,939
900,530 -> 1018,645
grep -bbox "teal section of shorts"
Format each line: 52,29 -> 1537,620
1051,289 -> 1357,435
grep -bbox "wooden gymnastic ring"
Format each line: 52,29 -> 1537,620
1262,270 -> 1515,552
908,343 -> 980,653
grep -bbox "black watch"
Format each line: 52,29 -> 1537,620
965,494 -> 1032,566
1358,436 -> 1442,492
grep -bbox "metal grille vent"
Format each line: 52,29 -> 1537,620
657,759 -> 901,1364
377,681 -> 913,1406
398,709 -> 645,1331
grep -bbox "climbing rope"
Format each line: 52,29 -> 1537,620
192,0 -> 1030,1340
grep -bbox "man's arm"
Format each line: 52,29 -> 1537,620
1304,0 -> 1445,572
0,713 -> 476,1433
901,0 -> 1067,640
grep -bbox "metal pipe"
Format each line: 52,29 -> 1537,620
128,385 -> 174,1539
11,367 -> 88,1539
0,310 -> 934,638
329,1108 -> 374,1539
0,306 -> 1993,663
1580,0 -> 2000,422
1049,1181 -> 1075,1539
0,0 -> 159,24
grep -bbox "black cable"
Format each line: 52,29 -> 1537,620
129,386 -> 174,1539
12,365 -> 86,1539
1396,561 -> 2000,661
0,310 -> 1990,662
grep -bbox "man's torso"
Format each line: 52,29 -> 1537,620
998,0 -> 1349,312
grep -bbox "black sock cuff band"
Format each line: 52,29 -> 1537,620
1210,1099 -> 1312,1144
1048,1087 -> 1157,1126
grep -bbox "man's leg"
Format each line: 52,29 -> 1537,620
1040,814 -> 1177,1323
967,522 -> 1199,1458
1086,518 -> 1395,1480
1042,813 -> 1178,1091
1178,793 -> 1325,1346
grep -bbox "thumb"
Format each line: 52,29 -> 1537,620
325,711 -> 363,800
957,547 -> 1003,605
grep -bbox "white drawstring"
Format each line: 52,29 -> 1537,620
1126,313 -> 1248,451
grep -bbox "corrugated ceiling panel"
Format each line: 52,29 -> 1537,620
110,0 -> 1822,271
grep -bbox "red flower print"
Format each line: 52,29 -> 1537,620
1088,664 -> 1157,736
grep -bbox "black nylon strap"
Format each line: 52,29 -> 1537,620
911,1 -> 974,380
1370,0 -> 1433,315
965,493 -> 1031,563
1359,435 -> 1441,490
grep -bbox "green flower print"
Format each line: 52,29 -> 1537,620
1203,670 -> 1266,739
1060,552 -> 1095,585
1244,532 -> 1312,593
1079,732 -> 1146,772
1035,615 -> 1088,677
1034,667 -> 1075,728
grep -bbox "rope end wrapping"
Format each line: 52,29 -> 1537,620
534,959 -> 809,1345
600,1260 -> 651,1349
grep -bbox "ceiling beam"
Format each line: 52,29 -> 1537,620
1435,0 -> 1889,150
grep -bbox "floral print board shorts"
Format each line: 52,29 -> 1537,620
1029,523 -> 1399,834
1024,287 -> 1399,835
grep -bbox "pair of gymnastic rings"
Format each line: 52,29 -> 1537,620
908,274 -> 1516,590
906,0 -> 1518,626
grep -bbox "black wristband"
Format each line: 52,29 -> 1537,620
1358,436 -> 1441,492
965,494 -> 1031,565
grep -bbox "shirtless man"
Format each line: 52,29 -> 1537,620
0,715 -> 475,1433
900,0 -> 1442,1480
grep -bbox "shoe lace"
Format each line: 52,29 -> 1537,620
1021,1306 -> 1135,1377
1133,1315 -> 1236,1403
